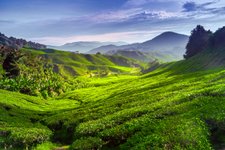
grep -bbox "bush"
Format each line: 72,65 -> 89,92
3,127 -> 52,149
33,142 -> 57,150
70,137 -> 105,150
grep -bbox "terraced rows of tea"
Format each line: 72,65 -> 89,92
21,48 -> 143,77
1,56 -> 225,149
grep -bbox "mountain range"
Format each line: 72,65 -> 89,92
88,32 -> 189,60
1,31 -> 189,62
47,41 -> 127,53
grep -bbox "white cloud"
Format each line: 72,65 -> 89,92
88,8 -> 179,24
143,10 -> 179,19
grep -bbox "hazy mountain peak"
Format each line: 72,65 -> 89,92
158,31 -> 185,36
48,41 -> 127,53
143,31 -> 188,43
88,31 -> 189,60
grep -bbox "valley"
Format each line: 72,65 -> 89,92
1,55 -> 225,149
1,23 -> 225,150
2,0 -> 225,149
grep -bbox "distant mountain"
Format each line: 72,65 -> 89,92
0,33 -> 46,49
88,43 -> 140,54
141,32 -> 189,56
47,41 -> 127,53
88,32 -> 189,60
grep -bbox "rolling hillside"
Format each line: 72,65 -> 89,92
2,27 -> 225,150
2,49 -> 225,149
21,48 -> 143,77
106,50 -> 179,62
2,0 -> 225,149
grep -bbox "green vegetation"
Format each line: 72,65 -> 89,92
0,50 -> 67,98
108,50 -> 180,63
21,48 -> 143,77
2,26 -> 225,149
184,25 -> 225,59
2,49 -> 225,149
0,47 -> 142,99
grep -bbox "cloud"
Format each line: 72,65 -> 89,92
3,0 -> 225,45
182,2 -> 197,12
182,1 -> 220,12
181,0 -> 225,21
5,5 -> 182,40
89,8 -> 178,24
130,11 -> 178,20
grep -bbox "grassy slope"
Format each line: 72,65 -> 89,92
109,50 -> 179,63
21,48 -> 144,77
2,51 -> 225,149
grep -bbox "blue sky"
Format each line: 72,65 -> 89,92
1,0 -> 225,45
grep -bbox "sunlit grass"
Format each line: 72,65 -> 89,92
2,50 -> 225,149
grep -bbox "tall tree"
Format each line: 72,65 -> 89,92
184,25 -> 212,59
210,26 -> 225,50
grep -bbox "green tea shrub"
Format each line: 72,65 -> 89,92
2,127 -> 52,149
70,137 -> 104,150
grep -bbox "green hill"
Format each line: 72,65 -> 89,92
2,50 -> 225,149
107,50 -> 179,63
21,48 -> 143,77
3,26 -> 225,149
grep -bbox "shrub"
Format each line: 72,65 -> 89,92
70,137 -> 105,150
33,142 -> 57,150
3,127 -> 52,149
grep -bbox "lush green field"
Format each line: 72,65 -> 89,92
21,48 -> 144,77
2,49 -> 225,149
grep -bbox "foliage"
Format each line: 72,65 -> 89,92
32,142 -> 57,150
3,30 -> 225,149
2,54 -> 225,149
184,25 -> 225,59
2,50 -> 22,78
21,47 -> 142,77
70,137 -> 105,150
184,25 -> 212,59
210,26 -> 225,49
0,50 -> 67,98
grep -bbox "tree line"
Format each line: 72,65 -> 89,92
184,25 -> 225,59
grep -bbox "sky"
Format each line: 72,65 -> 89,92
1,0 -> 225,45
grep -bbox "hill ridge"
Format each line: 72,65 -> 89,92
88,31 -> 188,61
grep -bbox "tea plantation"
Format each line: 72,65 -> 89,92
1,49 -> 225,149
